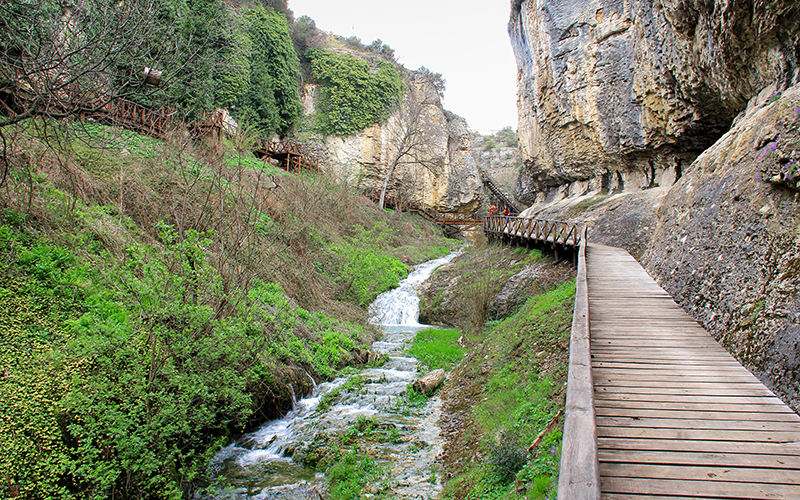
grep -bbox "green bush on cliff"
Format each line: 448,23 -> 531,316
235,5 -> 303,136
309,49 -> 404,136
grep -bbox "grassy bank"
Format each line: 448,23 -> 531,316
0,121 -> 457,499
421,245 -> 575,499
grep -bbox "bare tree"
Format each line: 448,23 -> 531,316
377,69 -> 445,209
0,0 -> 220,186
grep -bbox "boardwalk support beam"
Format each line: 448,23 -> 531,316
557,226 -> 600,500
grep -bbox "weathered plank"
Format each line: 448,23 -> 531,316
597,437 -> 800,455
600,463 -> 800,484
600,476 -> 800,498
598,449 -> 800,469
597,426 -> 800,442
585,243 -> 800,499
595,407 -> 800,421
597,416 -> 800,431
557,226 -> 600,500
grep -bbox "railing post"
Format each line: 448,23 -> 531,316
557,226 -> 599,500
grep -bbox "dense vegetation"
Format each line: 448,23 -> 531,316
309,49 -> 404,137
441,280 -> 573,499
0,119 -> 456,498
1,0 -> 408,141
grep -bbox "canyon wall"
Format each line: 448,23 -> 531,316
510,0 -> 800,205
510,0 -> 800,409
305,72 -> 482,212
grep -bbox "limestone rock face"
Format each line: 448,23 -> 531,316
510,0 -> 800,198
643,84 -> 800,412
471,145 -> 523,207
306,74 -> 482,213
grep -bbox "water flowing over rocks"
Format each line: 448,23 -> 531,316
204,252 -> 460,498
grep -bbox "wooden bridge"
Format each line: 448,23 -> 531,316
565,236 -> 800,499
488,216 -> 800,499
253,140 -> 320,172
484,215 -> 584,263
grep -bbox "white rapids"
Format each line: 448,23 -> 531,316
204,250 -> 461,499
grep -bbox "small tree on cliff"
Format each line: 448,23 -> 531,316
378,68 -> 445,209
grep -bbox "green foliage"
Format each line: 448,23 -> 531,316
408,328 -> 464,372
496,126 -> 518,148
392,385 -> 430,416
327,451 -> 382,500
236,5 -> 302,137
213,16 -> 253,108
0,220 -> 370,498
309,49 -> 404,136
442,281 -> 575,500
333,223 -> 408,307
0,118 -> 454,498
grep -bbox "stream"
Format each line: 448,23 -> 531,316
204,251 -> 461,499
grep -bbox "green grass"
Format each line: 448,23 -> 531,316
327,451 -> 384,500
407,327 -> 465,372
442,280 -> 575,500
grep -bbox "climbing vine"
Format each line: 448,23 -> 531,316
309,49 -> 404,137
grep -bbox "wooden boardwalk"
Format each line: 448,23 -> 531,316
586,244 -> 800,499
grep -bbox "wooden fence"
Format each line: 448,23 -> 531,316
484,216 -> 584,248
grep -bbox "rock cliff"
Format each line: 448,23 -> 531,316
644,85 -> 800,411
305,71 -> 482,213
510,0 -> 800,204
509,0 -> 800,410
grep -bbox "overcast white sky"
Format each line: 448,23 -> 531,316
288,0 -> 519,133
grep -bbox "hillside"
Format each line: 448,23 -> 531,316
0,119 -> 458,497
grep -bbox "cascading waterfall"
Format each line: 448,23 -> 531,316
205,250 -> 461,499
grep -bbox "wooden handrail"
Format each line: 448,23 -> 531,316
484,215 -> 584,248
557,226 -> 600,499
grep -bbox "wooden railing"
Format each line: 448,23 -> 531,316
253,140 -> 320,172
484,216 -> 584,247
556,226 -> 600,499
3,87 -> 224,141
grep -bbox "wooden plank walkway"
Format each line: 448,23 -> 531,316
587,244 -> 800,499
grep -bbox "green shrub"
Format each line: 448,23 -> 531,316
333,223 -> 408,306
327,451 -> 382,500
310,49 -> 403,136
408,328 -> 464,372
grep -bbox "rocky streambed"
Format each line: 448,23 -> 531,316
203,252 -> 461,499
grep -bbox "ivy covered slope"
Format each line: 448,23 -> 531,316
0,122 -> 457,499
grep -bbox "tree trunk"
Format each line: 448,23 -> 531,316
378,160 -> 399,209
412,369 -> 445,394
